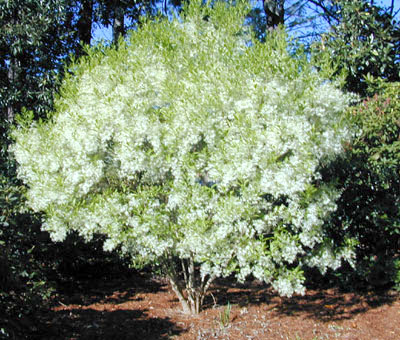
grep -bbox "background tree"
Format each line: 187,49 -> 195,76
0,0 -> 151,336
94,0 -> 162,45
249,0 -> 339,43
320,80 -> 400,289
310,1 -> 400,289
312,0 -> 400,96
263,0 -> 285,29
76,0 -> 94,49
255,0 -> 399,49
0,0 -> 76,122
0,2 -> 77,336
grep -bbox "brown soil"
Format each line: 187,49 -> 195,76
36,272 -> 400,340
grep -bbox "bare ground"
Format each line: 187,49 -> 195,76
27,271 -> 400,340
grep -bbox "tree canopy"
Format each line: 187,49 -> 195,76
0,0 -> 76,121
313,0 -> 400,96
11,0 -> 356,314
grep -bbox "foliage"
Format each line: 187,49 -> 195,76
1,120 -> 131,338
219,301 -> 232,328
0,2 -> 74,336
321,81 -> 400,289
0,0 -> 77,120
0,133 -> 129,338
94,0 -> 162,28
312,0 -> 400,97
394,258 -> 400,290
0,2 -> 120,336
0,124 -> 51,338
11,0 -> 355,314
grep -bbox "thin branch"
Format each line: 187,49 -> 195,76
307,0 -> 340,25
200,274 -> 216,307
181,258 -> 188,286
203,274 -> 216,294
188,255 -> 194,292
182,254 -> 195,313
393,7 -> 400,18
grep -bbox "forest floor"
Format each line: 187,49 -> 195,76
31,269 -> 400,340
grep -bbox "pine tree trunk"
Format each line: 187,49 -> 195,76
7,12 -> 17,123
263,0 -> 285,30
7,64 -> 14,123
112,2 -> 125,45
77,0 -> 93,47
6,55 -> 20,123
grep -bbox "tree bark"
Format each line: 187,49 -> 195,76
112,1 -> 125,45
7,60 -> 15,123
77,0 -> 93,47
166,256 -> 216,314
7,49 -> 22,123
168,274 -> 191,314
263,0 -> 285,30
6,11 -> 18,123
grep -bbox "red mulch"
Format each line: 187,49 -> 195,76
32,272 -> 400,340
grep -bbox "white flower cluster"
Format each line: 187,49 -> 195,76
272,269 -> 306,297
11,0 -> 355,297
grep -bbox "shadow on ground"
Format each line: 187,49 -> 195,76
275,289 -> 398,321
28,271 -> 398,339
32,270 -> 183,340
203,277 -> 398,322
55,269 -> 167,306
36,307 -> 182,340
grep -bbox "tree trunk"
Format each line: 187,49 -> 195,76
6,11 -> 18,123
77,0 -> 93,47
7,62 -> 15,123
263,0 -> 285,30
6,54 -> 22,123
166,256 -> 215,314
168,275 -> 192,314
112,1 -> 125,45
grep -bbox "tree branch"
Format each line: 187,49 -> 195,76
181,258 -> 188,285
307,0 -> 340,25
200,274 -> 216,307
168,274 -> 191,314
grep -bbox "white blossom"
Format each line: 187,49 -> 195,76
11,0 -> 355,300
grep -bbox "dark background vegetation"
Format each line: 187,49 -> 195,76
1,0 -> 399,338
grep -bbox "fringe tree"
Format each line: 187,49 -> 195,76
11,0 -> 355,314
